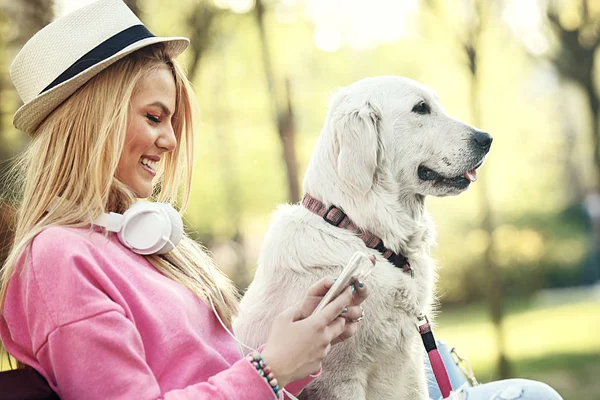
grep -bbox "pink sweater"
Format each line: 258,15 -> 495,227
0,226 -> 314,399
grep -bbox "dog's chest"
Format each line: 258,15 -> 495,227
375,251 -> 433,307
358,253 -> 435,345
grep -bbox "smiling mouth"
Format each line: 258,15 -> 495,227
417,161 -> 483,189
140,157 -> 158,176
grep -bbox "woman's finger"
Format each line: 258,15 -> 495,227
305,276 -> 336,298
340,305 -> 363,321
296,277 -> 337,320
319,286 -> 353,324
332,321 -> 359,344
327,316 -> 347,340
351,279 -> 370,305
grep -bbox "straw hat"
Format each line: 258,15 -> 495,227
10,0 -> 189,135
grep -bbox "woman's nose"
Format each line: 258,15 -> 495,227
157,123 -> 177,152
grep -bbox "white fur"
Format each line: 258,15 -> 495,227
233,76 -> 489,400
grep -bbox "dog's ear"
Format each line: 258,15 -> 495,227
333,99 -> 381,195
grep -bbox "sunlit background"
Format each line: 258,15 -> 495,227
1,0 -> 599,398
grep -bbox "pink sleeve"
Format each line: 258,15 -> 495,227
37,310 -> 278,400
284,368 -> 321,397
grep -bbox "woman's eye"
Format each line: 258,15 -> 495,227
412,101 -> 430,115
146,113 -> 161,123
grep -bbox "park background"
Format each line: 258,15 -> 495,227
1,0 -> 599,398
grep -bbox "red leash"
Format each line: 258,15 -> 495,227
418,315 -> 453,398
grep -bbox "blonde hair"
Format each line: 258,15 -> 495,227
1,45 -> 239,345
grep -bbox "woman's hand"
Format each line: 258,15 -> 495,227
260,276 -> 370,388
331,277 -> 370,344
295,276 -> 370,344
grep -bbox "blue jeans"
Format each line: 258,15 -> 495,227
425,342 -> 563,400
458,379 -> 563,400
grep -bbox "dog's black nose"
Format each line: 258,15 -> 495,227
471,131 -> 493,150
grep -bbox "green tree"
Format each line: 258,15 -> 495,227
546,0 -> 600,188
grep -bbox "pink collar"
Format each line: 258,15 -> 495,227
302,193 -> 413,277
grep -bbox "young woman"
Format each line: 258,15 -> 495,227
0,1 -> 369,399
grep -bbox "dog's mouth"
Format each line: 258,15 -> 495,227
417,161 -> 483,189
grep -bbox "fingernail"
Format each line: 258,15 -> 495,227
342,307 -> 348,313
358,280 -> 364,288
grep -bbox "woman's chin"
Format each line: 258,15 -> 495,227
129,182 -> 153,199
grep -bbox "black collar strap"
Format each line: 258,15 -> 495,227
302,193 -> 413,277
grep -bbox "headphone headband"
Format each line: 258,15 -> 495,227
93,212 -> 124,232
48,198 -> 183,255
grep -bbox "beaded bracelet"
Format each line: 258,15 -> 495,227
245,351 -> 281,398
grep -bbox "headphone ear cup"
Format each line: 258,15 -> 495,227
118,202 -> 172,255
155,203 -> 183,254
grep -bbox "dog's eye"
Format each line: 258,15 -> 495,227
412,101 -> 430,115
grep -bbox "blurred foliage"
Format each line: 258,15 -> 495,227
1,0 -> 600,304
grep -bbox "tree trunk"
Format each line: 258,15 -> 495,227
465,1 -> 510,379
279,77 -> 300,203
210,46 -> 248,288
468,64 -> 510,380
186,4 -> 220,81
584,76 -> 600,188
558,84 -> 585,204
254,0 -> 300,203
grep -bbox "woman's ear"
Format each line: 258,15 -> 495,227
332,99 -> 381,195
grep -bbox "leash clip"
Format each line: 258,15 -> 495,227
450,347 -> 479,386
416,314 -> 430,333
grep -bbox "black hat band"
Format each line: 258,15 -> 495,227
41,24 -> 154,94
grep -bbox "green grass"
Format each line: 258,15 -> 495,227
435,299 -> 600,400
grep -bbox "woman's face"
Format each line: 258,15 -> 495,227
116,65 -> 177,198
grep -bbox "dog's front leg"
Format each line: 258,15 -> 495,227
397,349 -> 429,400
365,337 -> 429,400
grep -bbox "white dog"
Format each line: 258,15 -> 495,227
233,76 -> 491,400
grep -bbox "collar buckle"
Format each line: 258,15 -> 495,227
323,205 -> 345,227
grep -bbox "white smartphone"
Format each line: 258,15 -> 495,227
313,251 -> 376,314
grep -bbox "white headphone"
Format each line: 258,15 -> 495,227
93,201 -> 183,255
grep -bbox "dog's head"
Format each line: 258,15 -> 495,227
322,76 -> 492,198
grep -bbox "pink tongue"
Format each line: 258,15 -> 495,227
464,169 -> 478,182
